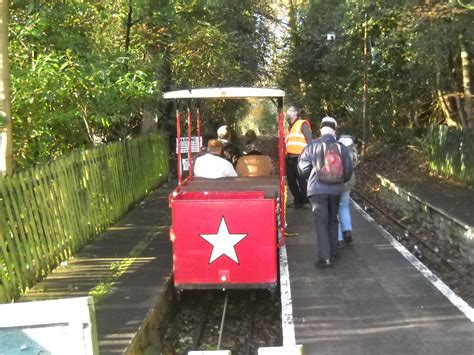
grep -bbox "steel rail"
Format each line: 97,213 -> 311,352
217,292 -> 229,350
245,291 -> 257,355
192,291 -> 212,350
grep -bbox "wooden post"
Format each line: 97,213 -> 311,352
0,0 -> 13,174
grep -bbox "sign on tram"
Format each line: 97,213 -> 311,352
176,136 -> 202,153
181,158 -> 189,171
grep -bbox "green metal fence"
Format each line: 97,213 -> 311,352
426,125 -> 474,186
0,134 -> 169,303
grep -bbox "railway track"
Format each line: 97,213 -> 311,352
352,188 -> 473,303
160,289 -> 280,354
353,189 -> 471,281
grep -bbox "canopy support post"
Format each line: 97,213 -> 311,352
197,104 -> 202,150
187,105 -> 193,180
277,98 -> 286,246
176,103 -> 182,186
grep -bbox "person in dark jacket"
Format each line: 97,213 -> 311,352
217,125 -> 242,167
298,117 -> 353,267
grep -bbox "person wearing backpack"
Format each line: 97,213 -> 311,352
298,117 -> 353,268
337,135 -> 358,247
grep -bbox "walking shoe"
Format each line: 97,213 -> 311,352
337,240 -> 345,249
343,230 -> 353,244
315,259 -> 332,268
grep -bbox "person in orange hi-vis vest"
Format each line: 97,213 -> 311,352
285,105 -> 312,209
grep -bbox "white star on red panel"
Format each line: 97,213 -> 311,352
199,217 -> 248,264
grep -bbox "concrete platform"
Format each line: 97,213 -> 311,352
20,185 -> 173,354
283,201 -> 474,355
379,175 -> 474,226
377,174 -> 474,262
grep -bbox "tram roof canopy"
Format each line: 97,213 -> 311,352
163,87 -> 285,100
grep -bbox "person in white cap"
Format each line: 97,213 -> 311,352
298,116 -> 353,268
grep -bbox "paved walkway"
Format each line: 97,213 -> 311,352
285,202 -> 474,355
20,184 -> 173,354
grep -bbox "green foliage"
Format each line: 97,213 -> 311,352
0,113 -> 6,128
239,99 -> 280,136
426,125 -> 474,185
9,1 -> 160,168
8,0 -> 277,168
160,0 -> 275,130
7,0 -> 473,168
277,0 -> 473,140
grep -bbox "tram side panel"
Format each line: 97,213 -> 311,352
170,191 -> 277,288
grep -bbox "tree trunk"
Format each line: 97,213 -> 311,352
124,0 -> 133,72
288,0 -> 298,47
454,94 -> 468,128
125,0 -> 133,54
436,72 -> 458,127
438,92 -> 458,127
459,32 -> 472,128
81,107 -> 94,144
288,0 -> 306,95
0,0 -> 13,174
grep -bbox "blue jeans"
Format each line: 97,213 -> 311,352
338,190 -> 351,241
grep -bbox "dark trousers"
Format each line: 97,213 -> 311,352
286,157 -> 308,205
310,194 -> 341,260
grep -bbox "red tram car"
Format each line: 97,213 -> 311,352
163,88 -> 287,292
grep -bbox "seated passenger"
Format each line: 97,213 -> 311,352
241,129 -> 258,154
235,150 -> 273,177
217,125 -> 242,167
196,132 -> 215,158
194,139 -> 238,179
